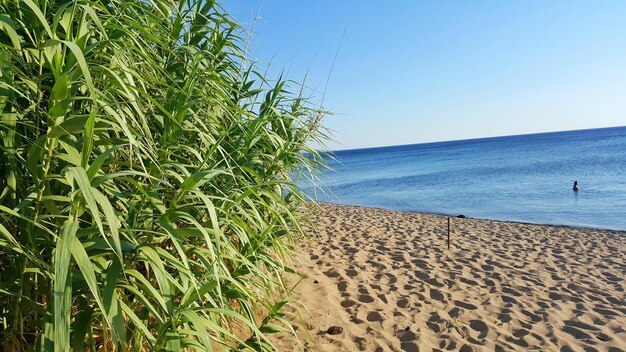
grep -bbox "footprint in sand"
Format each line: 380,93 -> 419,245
337,280 -> 347,292
425,277 -> 445,288
349,314 -> 365,325
323,269 -> 340,278
397,297 -> 409,308
448,307 -> 462,319
340,299 -> 356,308
454,300 -> 478,310
502,295 -> 518,304
562,321 -> 599,341
400,340 -> 419,352
502,286 -> 522,297
521,309 -> 542,323
595,332 -> 611,342
469,319 -> 489,339
429,288 -> 445,302
345,269 -> 358,277
484,278 -> 497,287
513,328 -> 529,338
459,344 -> 473,352
459,277 -> 479,286
398,329 -> 418,343
426,312 -> 446,333
506,335 -> 529,348
366,311 -> 384,322
377,293 -> 388,304
359,294 -> 375,303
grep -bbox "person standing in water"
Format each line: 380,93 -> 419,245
573,181 -> 580,192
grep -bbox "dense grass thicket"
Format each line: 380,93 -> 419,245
0,0 -> 325,350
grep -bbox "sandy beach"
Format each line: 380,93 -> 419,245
273,203 -> 626,351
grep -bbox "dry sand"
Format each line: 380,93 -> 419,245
273,203 -> 626,351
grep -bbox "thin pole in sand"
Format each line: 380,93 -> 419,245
447,217 -> 450,249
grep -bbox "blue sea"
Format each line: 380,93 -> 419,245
303,126 -> 626,231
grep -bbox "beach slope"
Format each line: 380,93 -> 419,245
274,204 -> 626,351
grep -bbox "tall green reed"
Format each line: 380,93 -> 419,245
0,0 -> 326,350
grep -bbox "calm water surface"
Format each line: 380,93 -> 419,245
303,126 -> 626,231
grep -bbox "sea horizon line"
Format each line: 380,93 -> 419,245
323,124 -> 626,154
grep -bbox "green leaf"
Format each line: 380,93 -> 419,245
56,139 -> 82,166
259,324 -> 284,334
86,144 -> 123,180
103,259 -> 126,349
119,300 -> 156,346
125,269 -> 168,314
83,238 -> 136,253
178,309 -> 213,351
67,167 -> 122,256
70,236 -> 108,326
180,281 -> 218,308
50,73 -> 68,102
81,110 -> 96,168
179,169 -> 226,194
53,220 -> 78,352
60,40 -> 96,95
165,330 -> 181,352
0,14 -> 21,50
0,221 -> 19,246
91,188 -> 122,258
71,309 -> 93,351
21,0 -> 54,38
48,115 -> 89,138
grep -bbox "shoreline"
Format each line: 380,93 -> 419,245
314,201 -> 626,234
274,203 -> 626,351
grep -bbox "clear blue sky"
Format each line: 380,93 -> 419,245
224,1 -> 626,150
